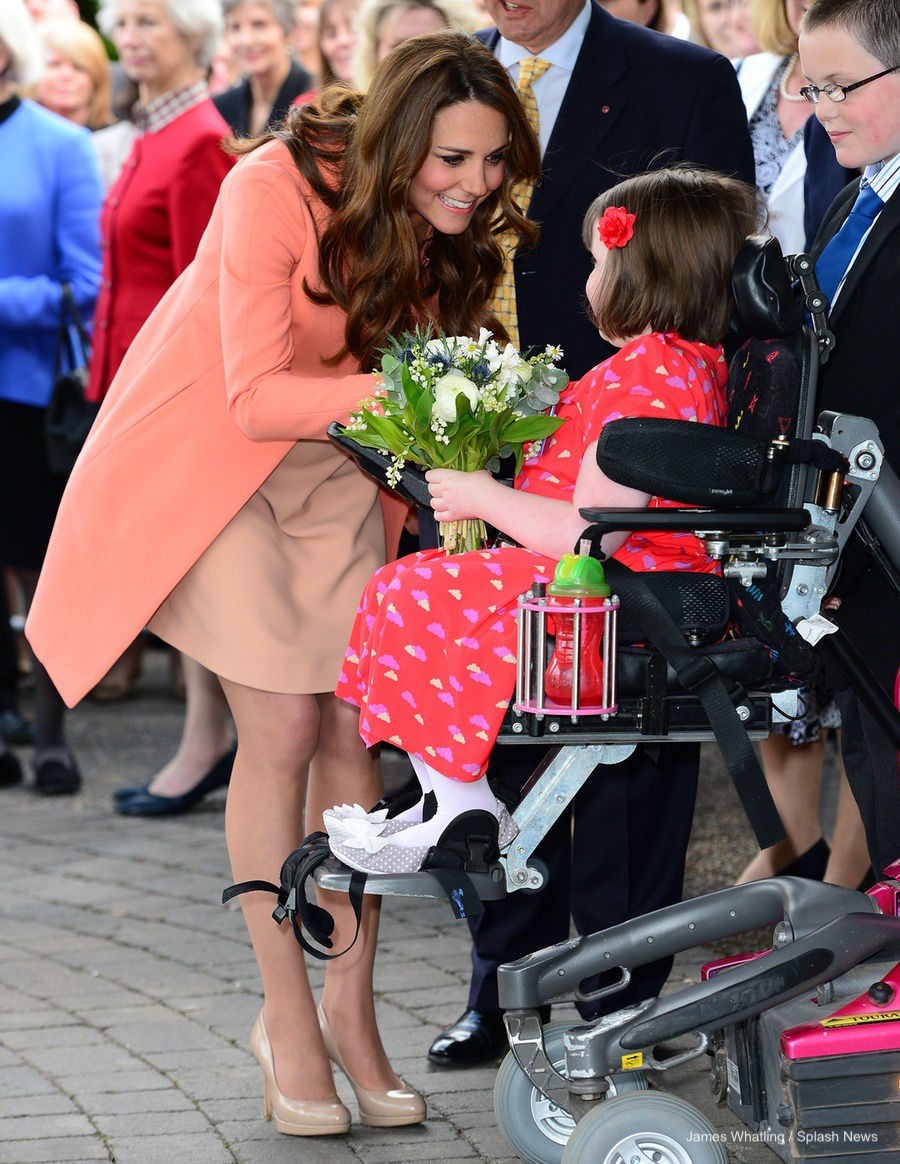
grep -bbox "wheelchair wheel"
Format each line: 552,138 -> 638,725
494,1022 -> 649,1164
561,1092 -> 729,1164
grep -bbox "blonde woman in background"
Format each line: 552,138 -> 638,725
0,0 -> 102,796
30,19 -> 113,129
29,18 -> 134,188
683,0 -> 758,58
353,0 -> 482,89
735,0 -> 811,251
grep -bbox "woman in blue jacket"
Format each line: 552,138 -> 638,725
0,0 -> 102,794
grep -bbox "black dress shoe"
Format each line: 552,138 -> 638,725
113,783 -> 149,803
0,709 -> 36,746
0,750 -> 24,788
115,745 -> 236,817
427,1009 -> 508,1067
34,756 -> 81,796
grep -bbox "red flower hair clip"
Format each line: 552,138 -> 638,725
597,205 -> 636,250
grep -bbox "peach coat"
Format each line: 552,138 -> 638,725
27,140 -> 406,707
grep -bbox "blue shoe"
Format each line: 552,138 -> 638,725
113,782 -> 149,802
115,745 -> 235,816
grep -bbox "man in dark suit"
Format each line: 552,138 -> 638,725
799,0 -> 900,877
427,0 -> 757,1066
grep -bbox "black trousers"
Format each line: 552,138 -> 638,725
467,741 -> 701,1019
0,583 -> 18,713
836,687 -> 900,877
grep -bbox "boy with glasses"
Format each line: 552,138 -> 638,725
798,0 -> 900,877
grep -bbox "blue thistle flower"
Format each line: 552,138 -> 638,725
472,360 -> 491,384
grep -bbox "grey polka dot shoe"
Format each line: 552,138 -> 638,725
328,808 -> 516,876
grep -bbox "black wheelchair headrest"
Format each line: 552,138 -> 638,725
730,235 -> 804,342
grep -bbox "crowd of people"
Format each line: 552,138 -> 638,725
1,0 -> 898,1142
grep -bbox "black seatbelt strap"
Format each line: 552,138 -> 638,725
222,832 -> 367,961
597,555 -> 785,849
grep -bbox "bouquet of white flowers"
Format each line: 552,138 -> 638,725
344,328 -> 568,552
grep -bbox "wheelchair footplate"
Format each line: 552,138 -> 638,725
313,857 -> 508,904
313,810 -> 509,916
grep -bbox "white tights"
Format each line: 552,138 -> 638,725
389,757 -> 497,848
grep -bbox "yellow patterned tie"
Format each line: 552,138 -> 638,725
490,56 -> 550,349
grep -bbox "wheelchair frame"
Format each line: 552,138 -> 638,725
317,239 -> 900,908
311,240 -> 900,1161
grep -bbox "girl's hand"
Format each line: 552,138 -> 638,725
426,468 -> 495,522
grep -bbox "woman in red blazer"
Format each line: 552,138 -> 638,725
90,0 -> 234,402
88,0 -> 237,812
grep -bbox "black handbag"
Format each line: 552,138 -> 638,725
44,283 -> 98,475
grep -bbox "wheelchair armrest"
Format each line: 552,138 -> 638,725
578,506 -> 812,533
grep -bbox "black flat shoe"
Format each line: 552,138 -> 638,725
34,756 -> 81,796
113,783 -> 149,803
0,750 -> 24,788
427,1009 -> 508,1068
115,745 -> 236,817
0,709 -> 36,746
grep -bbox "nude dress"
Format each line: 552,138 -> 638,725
27,140 -> 405,705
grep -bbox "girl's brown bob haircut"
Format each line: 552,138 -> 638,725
583,167 -> 766,346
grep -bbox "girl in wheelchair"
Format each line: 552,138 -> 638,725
328,167 -> 764,875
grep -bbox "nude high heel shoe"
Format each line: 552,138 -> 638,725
250,1011 -> 351,1136
317,1003 -> 427,1127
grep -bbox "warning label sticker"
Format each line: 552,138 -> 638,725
822,1011 -> 900,1027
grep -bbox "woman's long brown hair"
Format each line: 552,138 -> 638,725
229,30 -> 541,370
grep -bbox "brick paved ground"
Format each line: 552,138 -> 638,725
0,646 -> 843,1164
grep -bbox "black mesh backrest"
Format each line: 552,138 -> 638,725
727,338 -> 801,442
726,236 -> 818,511
617,572 -> 730,643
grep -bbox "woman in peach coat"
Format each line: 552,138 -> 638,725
28,30 -> 539,1137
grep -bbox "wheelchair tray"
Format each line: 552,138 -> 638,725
313,854 -> 507,900
327,423 -> 433,509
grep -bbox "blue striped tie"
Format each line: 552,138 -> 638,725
815,183 -> 884,310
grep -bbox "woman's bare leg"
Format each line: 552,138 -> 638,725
736,734 -> 825,883
146,657 -> 232,796
220,680 -> 401,1100
307,695 -> 406,1091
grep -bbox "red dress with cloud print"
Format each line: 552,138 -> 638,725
335,332 -> 727,781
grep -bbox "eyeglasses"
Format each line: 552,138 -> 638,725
799,64 -> 899,104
